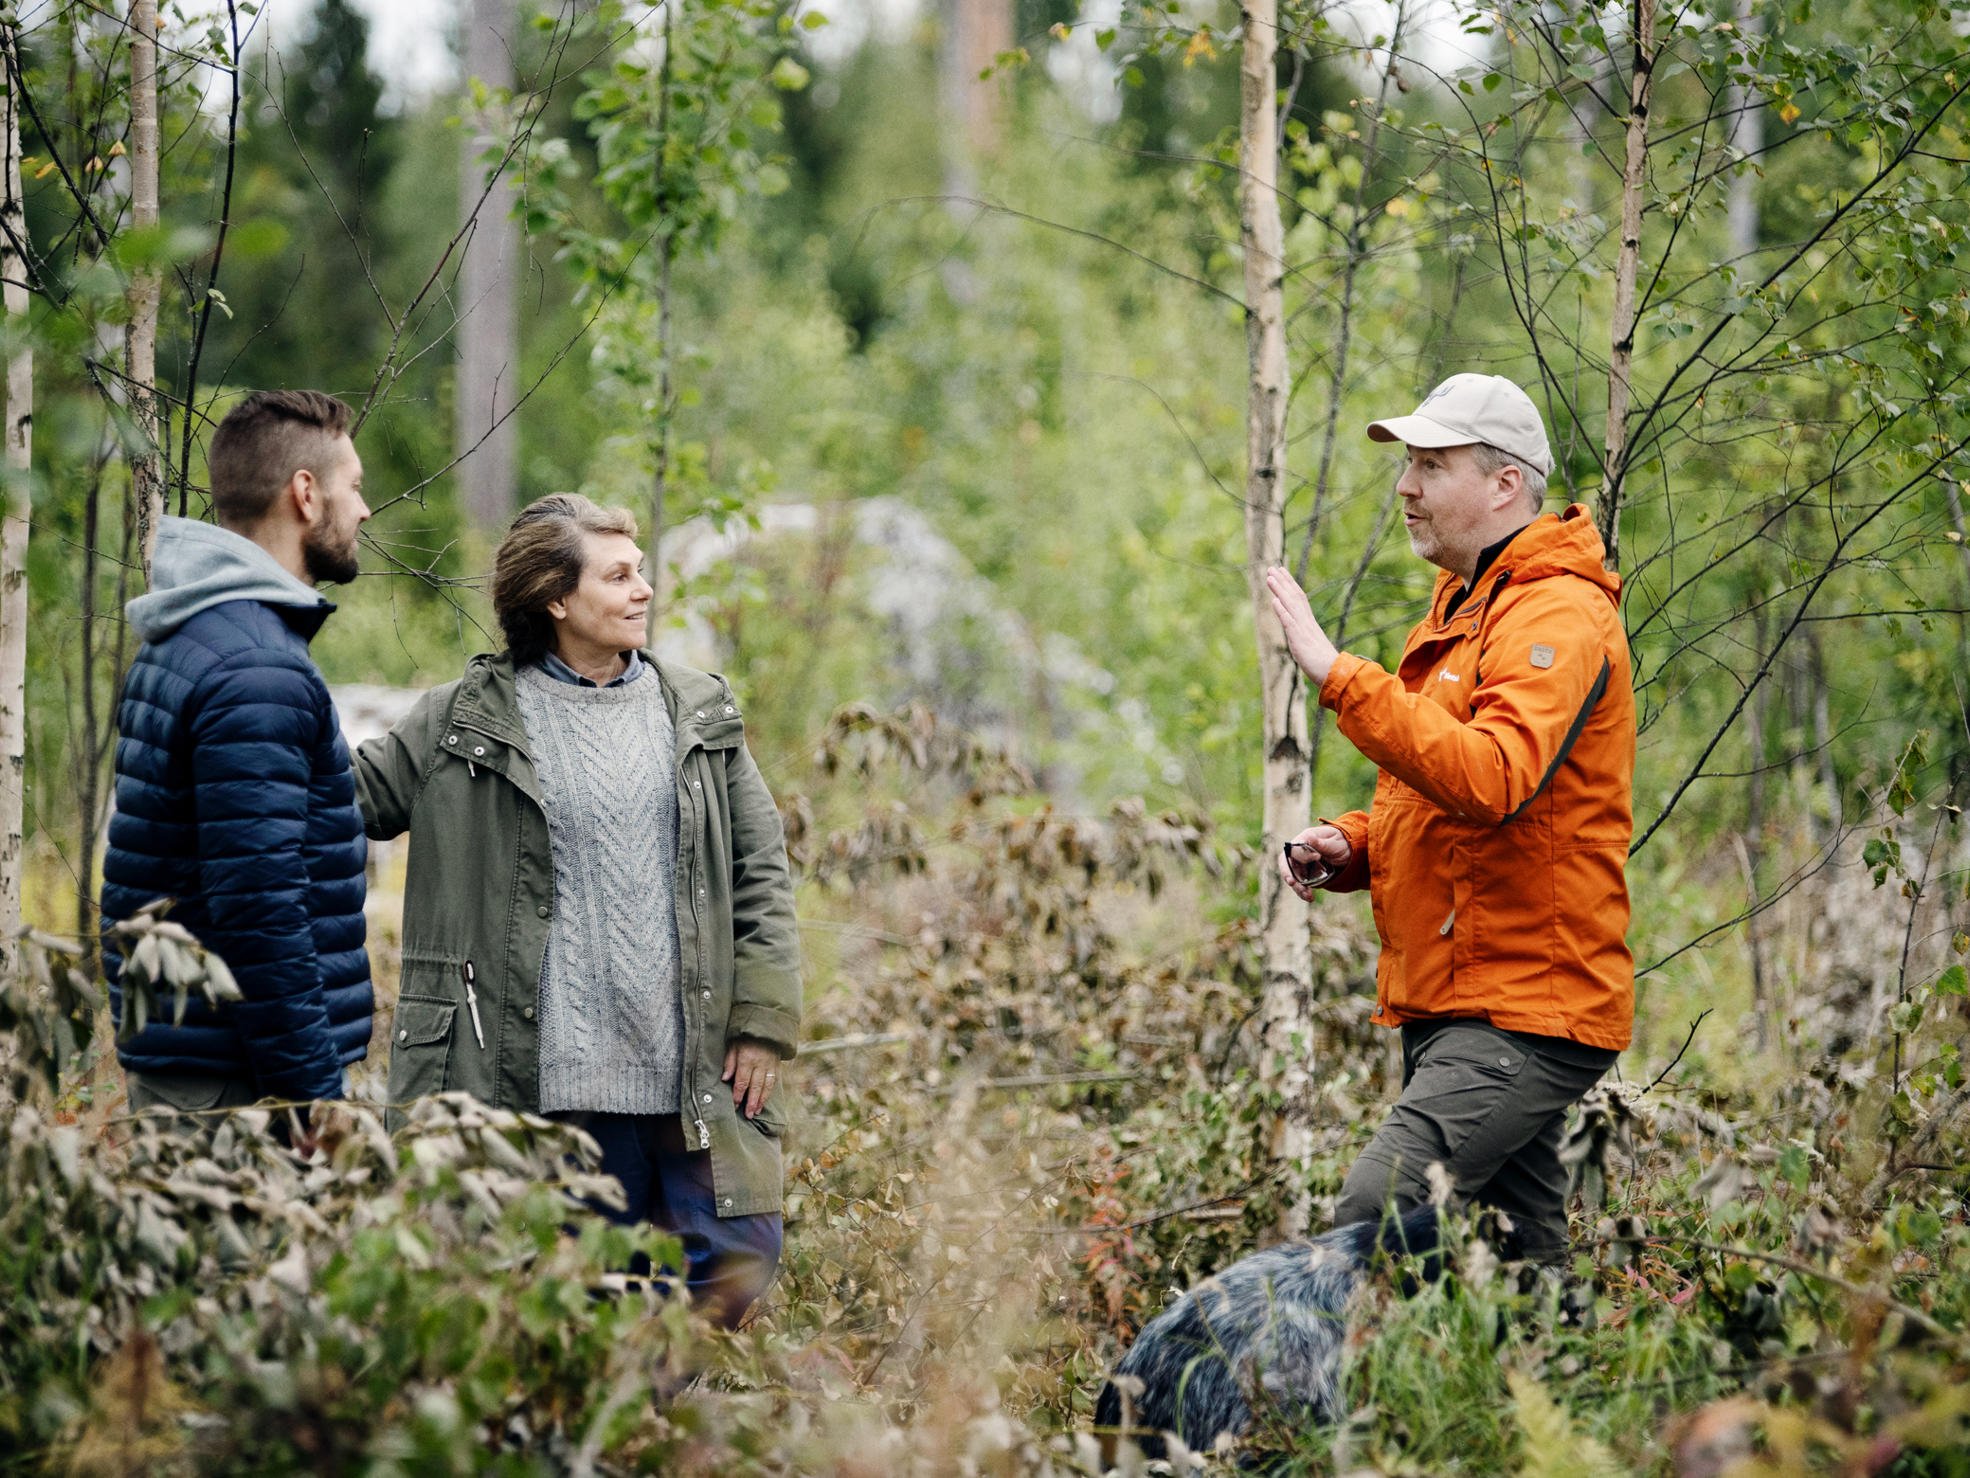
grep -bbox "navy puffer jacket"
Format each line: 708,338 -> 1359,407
102,517 -> 371,1101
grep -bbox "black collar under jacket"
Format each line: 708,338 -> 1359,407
1443,520 -> 1537,624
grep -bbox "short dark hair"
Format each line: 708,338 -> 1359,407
206,389 -> 355,528
491,494 -> 640,665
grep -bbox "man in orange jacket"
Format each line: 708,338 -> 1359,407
1265,373 -> 1635,1264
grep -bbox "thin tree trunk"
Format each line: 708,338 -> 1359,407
76,443 -> 106,971
938,0 -> 1010,175
1724,0 -> 1763,264
1241,0 -> 1315,1236
1809,630 -> 1836,831
1294,4 -> 1406,584
0,15 -> 32,964
174,0 -> 239,519
648,0 -> 675,605
1741,606 -> 1770,1053
128,0 -> 162,575
456,0 -> 521,529
1597,0 -> 1656,572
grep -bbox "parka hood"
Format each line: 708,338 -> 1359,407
1494,504 -> 1621,602
126,516 -> 331,642
451,649 -> 736,748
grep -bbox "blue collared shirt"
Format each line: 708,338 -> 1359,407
538,649 -> 646,688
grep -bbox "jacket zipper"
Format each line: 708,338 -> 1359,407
681,745 -> 712,1152
1439,909 -> 1456,937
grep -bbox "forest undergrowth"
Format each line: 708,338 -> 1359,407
2,706 -> 1967,1476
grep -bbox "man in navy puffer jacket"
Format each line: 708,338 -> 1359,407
103,389 -> 374,1112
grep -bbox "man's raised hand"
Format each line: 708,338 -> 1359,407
1264,566 -> 1339,686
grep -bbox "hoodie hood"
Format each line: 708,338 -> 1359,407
126,517 -> 332,642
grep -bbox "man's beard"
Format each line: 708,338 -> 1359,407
302,521 -> 361,584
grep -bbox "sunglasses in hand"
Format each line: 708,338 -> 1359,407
1282,840 -> 1336,888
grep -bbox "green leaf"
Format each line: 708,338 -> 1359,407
1934,963 -> 1968,997
769,56 -> 810,91
1482,71 -> 1503,92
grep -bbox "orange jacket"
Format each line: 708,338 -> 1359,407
1317,504 -> 1636,1050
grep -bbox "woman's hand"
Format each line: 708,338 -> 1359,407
723,1037 -> 781,1119
1264,566 -> 1339,686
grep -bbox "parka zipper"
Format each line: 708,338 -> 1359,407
678,737 -> 712,1153
1439,909 -> 1456,937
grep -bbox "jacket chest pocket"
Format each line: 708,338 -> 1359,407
388,954 -> 463,1104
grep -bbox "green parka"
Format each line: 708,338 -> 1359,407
352,651 -> 803,1217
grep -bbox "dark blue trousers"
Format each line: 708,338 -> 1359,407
560,1111 -> 783,1328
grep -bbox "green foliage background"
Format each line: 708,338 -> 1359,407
5,0 -> 1970,1469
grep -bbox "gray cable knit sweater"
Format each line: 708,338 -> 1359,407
514,662 -> 686,1114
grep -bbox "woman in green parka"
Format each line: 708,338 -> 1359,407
354,494 -> 803,1326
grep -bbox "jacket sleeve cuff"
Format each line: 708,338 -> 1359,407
1319,652 -> 1366,711
727,1001 -> 800,1058
1319,811 -> 1371,893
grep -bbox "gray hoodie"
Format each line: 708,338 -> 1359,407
126,516 -> 329,642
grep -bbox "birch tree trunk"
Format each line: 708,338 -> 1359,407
1240,0 -> 1315,1236
455,0 -> 520,529
1597,0 -> 1656,573
648,0 -> 675,603
1724,0 -> 1763,263
129,0 -> 163,575
935,0 -> 1008,300
938,0 -> 1010,169
1,15 -> 32,963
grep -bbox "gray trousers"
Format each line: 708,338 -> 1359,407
1332,1022 -> 1610,1263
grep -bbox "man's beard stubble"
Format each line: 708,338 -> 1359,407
302,520 -> 361,585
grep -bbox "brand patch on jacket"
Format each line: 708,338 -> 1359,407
1529,643 -> 1555,669
1439,670 -> 1461,683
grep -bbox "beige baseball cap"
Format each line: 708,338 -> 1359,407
1366,373 -> 1553,476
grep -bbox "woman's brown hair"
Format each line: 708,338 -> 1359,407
490,494 -> 640,665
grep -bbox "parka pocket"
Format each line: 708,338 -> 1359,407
388,994 -> 458,1103
1407,1027 -> 1530,1162
1426,1026 -> 1529,1084
745,1089 -> 789,1140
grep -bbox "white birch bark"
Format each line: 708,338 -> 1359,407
1598,0 -> 1656,573
1240,0 -> 1315,1235
935,0 -> 1008,301
1724,0 -> 1763,263
648,0 -> 675,604
129,0 -> 162,575
1,14 -> 33,962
